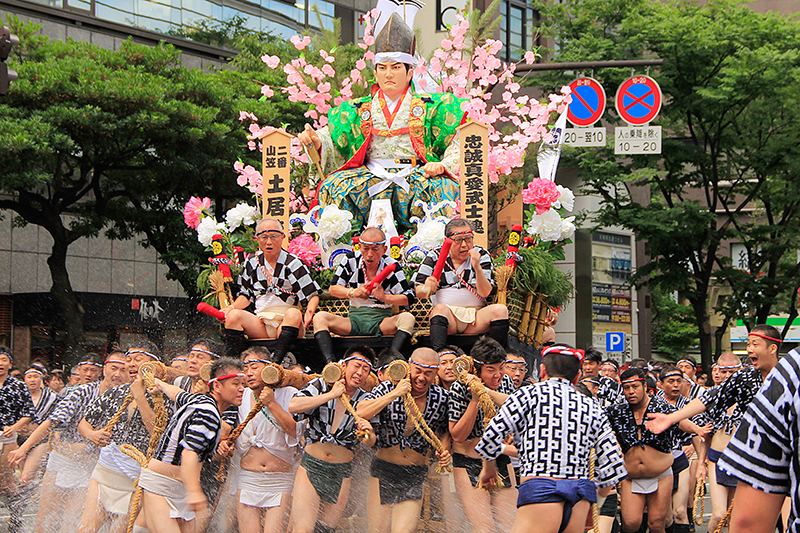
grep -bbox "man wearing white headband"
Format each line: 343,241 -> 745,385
77,346 -> 162,533
298,12 -> 467,230
137,357 -> 244,533
313,226 -> 416,364
357,347 -> 451,533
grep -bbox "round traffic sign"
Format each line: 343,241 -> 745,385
615,75 -> 662,125
567,78 -> 606,127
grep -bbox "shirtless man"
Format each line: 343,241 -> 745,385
357,347 -> 452,533
222,347 -> 299,533
448,337 -> 516,533
607,368 -> 705,533
289,346 -> 376,533
137,357 -> 245,533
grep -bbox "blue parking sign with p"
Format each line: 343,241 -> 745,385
606,332 -> 625,353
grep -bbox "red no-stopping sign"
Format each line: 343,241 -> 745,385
615,76 -> 662,125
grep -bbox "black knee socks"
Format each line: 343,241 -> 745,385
272,325 -> 299,364
487,318 -> 510,349
315,330 -> 335,364
429,315 -> 450,352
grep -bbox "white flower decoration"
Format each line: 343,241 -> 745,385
317,205 -> 354,242
225,203 -> 258,231
526,208 -> 565,242
197,217 -> 221,247
560,216 -> 576,241
405,220 -> 446,260
553,185 -> 575,212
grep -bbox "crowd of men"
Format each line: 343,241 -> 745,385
0,217 -> 797,533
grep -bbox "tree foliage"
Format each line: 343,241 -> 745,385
531,0 -> 800,368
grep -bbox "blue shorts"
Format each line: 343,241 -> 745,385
707,448 -> 737,488
517,478 -> 597,533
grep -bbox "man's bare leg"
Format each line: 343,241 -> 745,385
77,479 -> 106,533
708,467 -> 734,532
237,496 -> 263,533
619,480 -> 647,532
463,304 -> 508,334
511,502 -> 592,533
367,477 -> 392,533
389,499 -> 423,533
491,487 -> 517,531
452,468 -> 493,533
644,476 -> 673,533
262,494 -> 291,533
142,491 -> 183,533
225,309 -> 270,339
673,467 -> 691,524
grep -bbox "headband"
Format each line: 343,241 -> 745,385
0,350 -> 12,361
171,357 -> 188,363
127,350 -> 159,361
25,368 -> 44,376
343,356 -> 373,369
438,350 -> 459,358
256,229 -> 284,237
104,358 -> 128,366
717,363 -> 742,370
409,358 -> 440,370
660,370 -> 683,381
748,332 -> 782,344
542,345 -> 583,362
712,363 -> 718,369
601,361 -> 619,370
243,358 -> 270,366
208,372 -> 245,385
620,376 -> 645,384
359,239 -> 385,246
191,347 -> 220,359
78,361 -> 103,368
504,359 -> 528,367
446,229 -> 473,238
580,377 -> 600,385
374,52 -> 415,65
677,358 -> 696,368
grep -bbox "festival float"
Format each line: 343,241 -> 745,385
187,1 -> 576,367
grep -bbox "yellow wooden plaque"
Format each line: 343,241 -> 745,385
259,129 -> 293,232
457,121 -> 489,249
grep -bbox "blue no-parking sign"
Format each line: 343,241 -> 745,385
606,332 -> 625,353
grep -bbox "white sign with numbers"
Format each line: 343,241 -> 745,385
615,125 -> 661,154
564,127 -> 606,147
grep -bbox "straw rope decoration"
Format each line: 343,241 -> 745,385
590,448 -> 599,533
384,360 -> 452,475
122,361 -> 170,533
493,264 -> 514,306
694,478 -> 705,526
713,499 -> 734,533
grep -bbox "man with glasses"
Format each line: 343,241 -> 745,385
222,217 -> 321,364
414,218 -> 509,351
504,351 -> 530,389
313,226 -> 416,364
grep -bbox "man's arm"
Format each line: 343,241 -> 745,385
356,380 -> 411,420
131,378 -> 157,434
180,449 -> 207,514
151,379 -> 185,403
289,380 -> 345,415
7,419 -> 52,463
728,482 -> 785,533
470,249 -> 493,298
261,387 -> 296,436
646,397 -> 707,434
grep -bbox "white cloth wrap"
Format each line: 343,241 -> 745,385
97,443 -> 142,481
91,462 -> 137,515
432,287 -> 484,308
47,449 -> 94,489
237,469 -> 294,509
137,468 -> 195,521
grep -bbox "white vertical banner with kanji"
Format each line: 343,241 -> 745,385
458,121 -> 489,249
259,129 -> 292,232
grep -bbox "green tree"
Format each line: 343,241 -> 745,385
532,0 -> 800,369
0,16 -> 262,357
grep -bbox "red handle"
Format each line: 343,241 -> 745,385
197,302 -> 225,322
365,263 -> 398,292
432,238 -> 453,281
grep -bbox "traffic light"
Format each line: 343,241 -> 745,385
1,25 -> 18,96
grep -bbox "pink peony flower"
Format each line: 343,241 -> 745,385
261,85 -> 274,98
183,197 -> 211,229
238,111 -> 258,122
521,178 -> 561,215
524,50 -> 537,64
287,234 -> 321,266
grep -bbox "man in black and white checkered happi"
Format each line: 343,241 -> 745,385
313,226 -> 417,363
222,218 -> 321,363
414,218 -> 510,351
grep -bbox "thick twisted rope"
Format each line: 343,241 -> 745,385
402,392 -> 451,474
122,363 -> 170,533
694,478 -> 706,526
713,499 -> 734,533
590,448 -> 599,533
